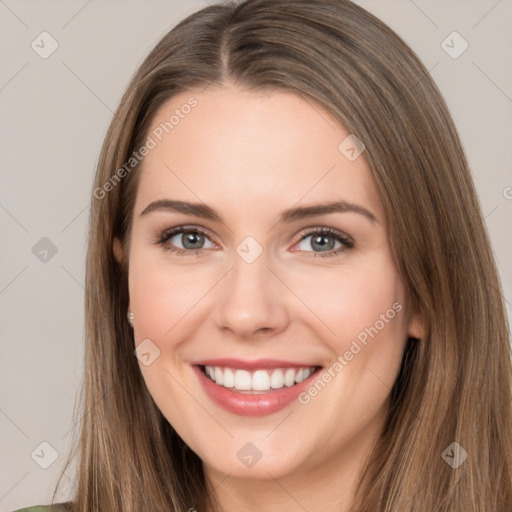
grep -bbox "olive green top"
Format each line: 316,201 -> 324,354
12,504 -> 71,512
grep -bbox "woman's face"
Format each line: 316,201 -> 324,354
115,85 -> 423,484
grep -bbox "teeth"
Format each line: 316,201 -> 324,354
235,370 -> 252,390
284,368 -> 296,387
223,367 -> 235,388
253,370 -> 270,391
270,369 -> 284,389
203,365 -> 317,391
214,367 -> 223,386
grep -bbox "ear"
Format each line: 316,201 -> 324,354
113,237 -> 124,265
113,238 -> 131,313
407,309 -> 425,341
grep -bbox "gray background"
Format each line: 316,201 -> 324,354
1,1 -> 511,510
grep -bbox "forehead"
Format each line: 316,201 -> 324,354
133,86 -> 384,224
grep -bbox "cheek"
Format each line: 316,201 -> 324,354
128,248 -> 215,342
289,259 -> 407,349
126,251 -> 213,442
292,263 -> 408,452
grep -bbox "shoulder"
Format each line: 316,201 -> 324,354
11,504 -> 71,512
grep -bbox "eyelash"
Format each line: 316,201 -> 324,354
154,225 -> 354,258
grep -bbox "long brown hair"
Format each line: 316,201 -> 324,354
54,0 -> 512,510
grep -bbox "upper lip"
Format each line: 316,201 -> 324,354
193,358 -> 321,370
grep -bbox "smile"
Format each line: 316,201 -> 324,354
192,359 -> 323,416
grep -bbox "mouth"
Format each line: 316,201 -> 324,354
192,359 -> 323,416
198,364 -> 322,394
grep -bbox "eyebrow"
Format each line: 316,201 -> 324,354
139,199 -> 378,225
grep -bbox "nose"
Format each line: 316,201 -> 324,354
213,250 -> 290,340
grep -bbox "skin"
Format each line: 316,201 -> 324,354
114,84 -> 424,512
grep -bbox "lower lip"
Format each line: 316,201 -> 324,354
192,365 -> 321,416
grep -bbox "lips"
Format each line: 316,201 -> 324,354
192,358 -> 323,416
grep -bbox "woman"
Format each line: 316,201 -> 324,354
14,0 -> 512,510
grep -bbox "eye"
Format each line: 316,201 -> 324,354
155,226 -> 215,256
293,227 -> 353,258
